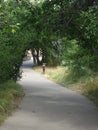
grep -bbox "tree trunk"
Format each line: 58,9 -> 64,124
31,48 -> 37,65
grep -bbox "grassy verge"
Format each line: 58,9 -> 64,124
0,80 -> 24,124
33,66 -> 98,106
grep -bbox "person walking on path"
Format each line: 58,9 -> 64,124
0,60 -> 98,130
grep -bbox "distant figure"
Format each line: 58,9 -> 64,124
42,63 -> 46,74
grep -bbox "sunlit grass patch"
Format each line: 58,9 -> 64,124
33,66 -> 98,106
33,66 -> 66,82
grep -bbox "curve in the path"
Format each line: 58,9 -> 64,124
0,60 -> 98,130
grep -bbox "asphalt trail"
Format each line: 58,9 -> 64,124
0,60 -> 98,130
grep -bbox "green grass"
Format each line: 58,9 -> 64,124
33,66 -> 98,106
0,80 -> 24,124
82,77 -> 98,105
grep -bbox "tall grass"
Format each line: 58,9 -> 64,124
0,80 -> 24,124
34,66 -> 98,106
82,77 -> 98,105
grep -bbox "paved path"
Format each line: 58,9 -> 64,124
0,60 -> 98,130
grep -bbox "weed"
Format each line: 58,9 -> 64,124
0,80 -> 24,124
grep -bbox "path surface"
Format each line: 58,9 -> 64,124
0,59 -> 98,130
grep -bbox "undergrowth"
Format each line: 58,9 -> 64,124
33,66 -> 98,106
0,80 -> 24,124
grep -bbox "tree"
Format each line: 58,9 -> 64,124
0,0 -> 98,83
0,0 -> 33,82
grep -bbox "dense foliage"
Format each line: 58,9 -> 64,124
0,0 -> 98,83
0,0 -> 32,82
